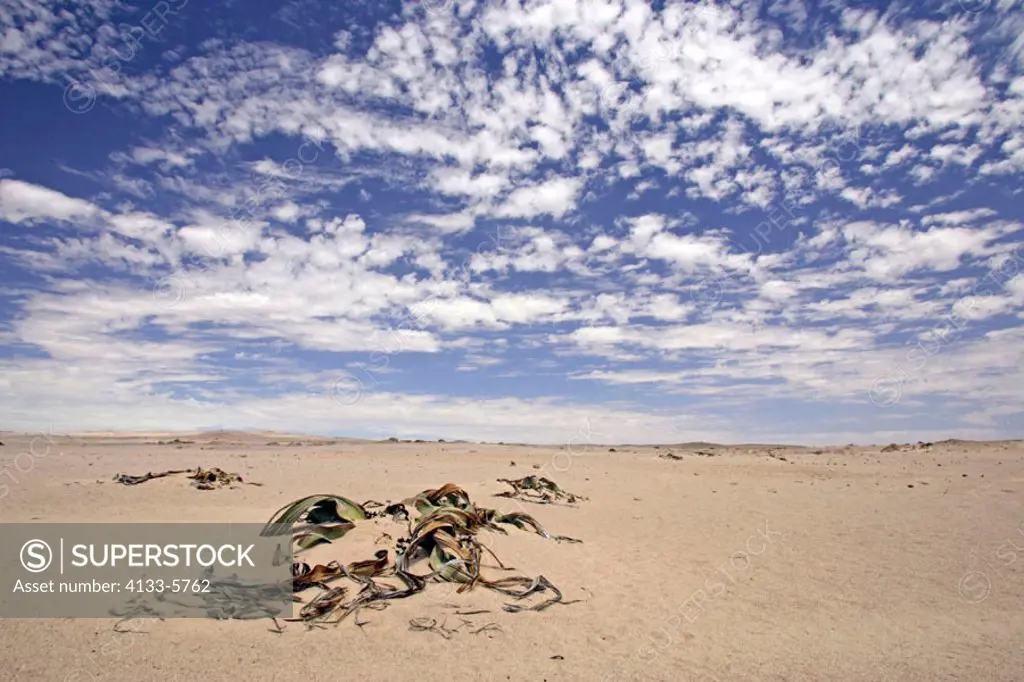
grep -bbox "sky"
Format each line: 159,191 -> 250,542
0,0 -> 1022,445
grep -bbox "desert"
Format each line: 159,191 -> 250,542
0,431 -> 1022,681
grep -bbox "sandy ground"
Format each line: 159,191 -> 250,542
0,431 -> 1022,681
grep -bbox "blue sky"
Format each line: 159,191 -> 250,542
1,0 -> 1022,444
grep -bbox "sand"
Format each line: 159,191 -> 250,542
0,432 -> 1022,681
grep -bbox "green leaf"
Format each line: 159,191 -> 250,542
294,523 -> 356,551
306,499 -> 356,525
261,495 -> 367,536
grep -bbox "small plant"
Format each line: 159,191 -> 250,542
261,482 -> 582,627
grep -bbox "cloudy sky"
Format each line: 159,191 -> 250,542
0,0 -> 1022,444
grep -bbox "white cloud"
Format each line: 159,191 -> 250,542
0,179 -> 101,225
130,147 -> 193,168
842,221 -> 1013,281
495,176 -> 582,219
270,202 -> 302,223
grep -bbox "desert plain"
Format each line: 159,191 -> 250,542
0,430 -> 1022,682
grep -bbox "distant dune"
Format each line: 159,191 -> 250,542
13,430 -> 1015,449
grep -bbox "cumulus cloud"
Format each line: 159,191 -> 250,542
0,0 -> 1022,442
